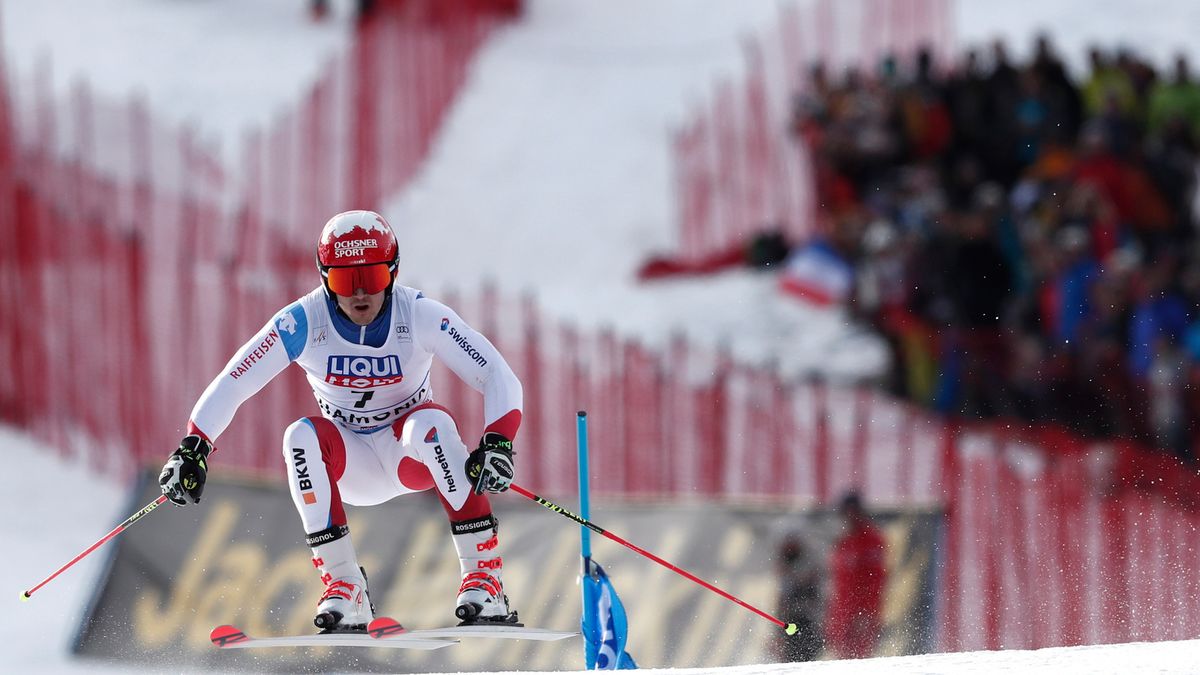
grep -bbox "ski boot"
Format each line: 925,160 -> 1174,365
308,526 -> 375,632
314,566 -> 375,632
455,569 -> 515,623
452,523 -> 519,625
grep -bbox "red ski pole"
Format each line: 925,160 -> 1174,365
20,494 -> 169,601
508,483 -> 798,635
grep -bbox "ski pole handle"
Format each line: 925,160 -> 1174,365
508,483 -> 799,635
20,494 -> 169,602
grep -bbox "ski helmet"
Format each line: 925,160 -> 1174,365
316,210 -> 399,296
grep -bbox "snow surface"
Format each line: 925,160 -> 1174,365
0,0 -> 356,157
6,0 -> 1200,672
6,425 -> 136,674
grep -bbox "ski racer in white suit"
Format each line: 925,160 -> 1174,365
157,210 -> 523,632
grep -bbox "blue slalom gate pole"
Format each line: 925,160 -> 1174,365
573,409 -> 638,669
576,411 -> 592,568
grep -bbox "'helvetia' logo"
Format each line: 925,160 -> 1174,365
325,355 -> 404,388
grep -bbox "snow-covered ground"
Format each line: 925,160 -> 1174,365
7,425 -> 136,674
0,0 -> 356,156
7,0 -> 1200,672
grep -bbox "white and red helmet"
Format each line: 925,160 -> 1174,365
316,210 -> 399,296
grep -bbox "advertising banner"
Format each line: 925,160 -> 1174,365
74,474 -> 940,671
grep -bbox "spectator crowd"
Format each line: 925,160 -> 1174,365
790,36 -> 1200,461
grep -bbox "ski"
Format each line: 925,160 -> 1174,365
367,616 -> 578,642
209,624 -> 456,650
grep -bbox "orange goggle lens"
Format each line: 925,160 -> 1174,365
323,263 -> 394,296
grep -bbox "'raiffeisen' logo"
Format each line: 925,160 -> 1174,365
229,330 -> 279,379
325,355 -> 403,388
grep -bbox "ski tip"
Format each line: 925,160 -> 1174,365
367,616 -> 406,639
19,591 -> 30,602
210,624 -> 249,647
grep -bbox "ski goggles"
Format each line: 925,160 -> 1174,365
321,263 -> 395,296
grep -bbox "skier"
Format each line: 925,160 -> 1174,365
157,210 -> 523,632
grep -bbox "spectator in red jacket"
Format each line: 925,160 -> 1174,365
824,491 -> 888,659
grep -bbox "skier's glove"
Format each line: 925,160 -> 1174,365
159,435 -> 212,506
465,432 -> 515,495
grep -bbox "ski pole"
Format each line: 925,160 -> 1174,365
20,494 -> 169,601
508,483 -> 799,635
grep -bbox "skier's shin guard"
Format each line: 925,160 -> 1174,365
307,524 -> 361,585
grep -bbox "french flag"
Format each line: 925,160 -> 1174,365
778,239 -> 854,306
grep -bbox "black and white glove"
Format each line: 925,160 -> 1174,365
465,432 -> 515,494
159,435 -> 212,506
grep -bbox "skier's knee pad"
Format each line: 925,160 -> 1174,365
405,410 -> 474,509
282,418 -> 320,479
282,417 -> 347,477
282,418 -> 320,458
406,411 -> 467,458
